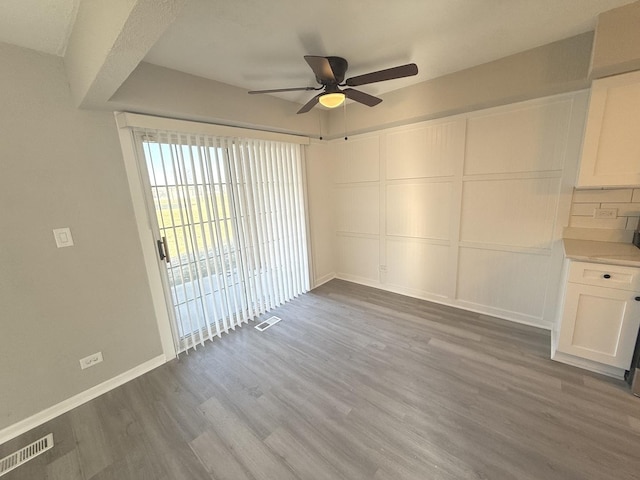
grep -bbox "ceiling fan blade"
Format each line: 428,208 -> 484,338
248,86 -> 318,94
343,88 -> 382,107
345,63 -> 418,87
304,55 -> 336,84
297,93 -> 323,114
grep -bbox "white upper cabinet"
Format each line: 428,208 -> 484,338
578,70 -> 640,187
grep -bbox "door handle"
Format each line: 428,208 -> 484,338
157,237 -> 170,263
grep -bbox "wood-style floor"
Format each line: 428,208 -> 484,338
3,279 -> 640,479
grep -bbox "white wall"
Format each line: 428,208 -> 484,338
325,33 -> 593,139
110,62 -> 329,138
306,141 -> 336,286
0,43 -> 163,435
327,92 -> 589,329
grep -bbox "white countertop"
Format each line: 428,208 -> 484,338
562,238 -> 640,268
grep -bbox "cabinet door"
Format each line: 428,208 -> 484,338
557,283 -> 640,368
578,70 -> 640,187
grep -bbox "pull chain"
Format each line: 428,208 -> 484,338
343,100 -> 348,141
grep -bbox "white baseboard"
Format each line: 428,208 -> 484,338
334,273 -> 381,290
334,274 -> 551,331
0,355 -> 166,445
454,300 -> 551,330
551,349 -> 625,379
313,272 -> 336,288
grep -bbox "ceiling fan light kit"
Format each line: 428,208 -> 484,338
248,55 -> 418,114
319,92 -> 345,108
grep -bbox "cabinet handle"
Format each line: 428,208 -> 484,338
603,274 -> 611,279
635,297 -> 640,301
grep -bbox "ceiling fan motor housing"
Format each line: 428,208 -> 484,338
322,56 -> 348,84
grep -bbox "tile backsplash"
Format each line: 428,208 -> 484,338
570,188 -> 640,231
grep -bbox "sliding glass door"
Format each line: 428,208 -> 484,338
135,131 -> 309,352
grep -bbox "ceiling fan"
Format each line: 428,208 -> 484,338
248,56 -> 418,114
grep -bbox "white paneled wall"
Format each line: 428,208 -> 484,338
327,91 -> 588,328
386,182 -> 452,240
460,177 -> 561,249
386,238 -> 450,298
336,234 -> 380,283
333,136 -> 382,285
336,184 -> 380,235
456,247 -> 551,319
464,100 -> 572,174
334,136 -> 380,183
386,121 -> 463,179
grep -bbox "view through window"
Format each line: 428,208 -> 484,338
139,132 -> 309,352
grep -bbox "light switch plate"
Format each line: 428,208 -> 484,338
53,228 -> 74,248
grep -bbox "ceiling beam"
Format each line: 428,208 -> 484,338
64,0 -> 187,109
590,0 -> 640,79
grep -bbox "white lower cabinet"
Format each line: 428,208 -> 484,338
555,261 -> 640,375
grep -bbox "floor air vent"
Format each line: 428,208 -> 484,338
255,316 -> 282,331
0,433 -> 54,477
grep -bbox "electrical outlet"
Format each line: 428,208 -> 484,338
79,352 -> 103,370
594,208 -> 617,219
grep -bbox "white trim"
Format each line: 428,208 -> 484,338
335,273 -> 382,290
454,299 -> 551,330
116,124 -> 178,360
550,330 -> 626,379
0,355 -> 166,445
456,241 -> 553,256
551,349 -> 625,380
115,112 -> 310,145
301,147 -> 315,292
116,116 -> 312,356
334,274 -> 552,331
313,272 -> 336,288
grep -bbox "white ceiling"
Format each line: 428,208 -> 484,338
0,0 -> 635,105
143,0 -> 634,103
0,0 -> 79,56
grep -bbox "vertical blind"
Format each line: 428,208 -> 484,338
136,129 -> 310,353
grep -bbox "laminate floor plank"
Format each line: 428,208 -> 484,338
46,450 -> 84,480
264,426 -> 347,480
263,390 -> 381,478
69,402 -> 115,479
3,279 -> 640,479
256,392 -> 376,479
120,381 -> 212,480
199,395 -> 300,480
189,429 -> 254,480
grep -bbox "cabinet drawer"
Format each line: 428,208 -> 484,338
567,261 -> 640,291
